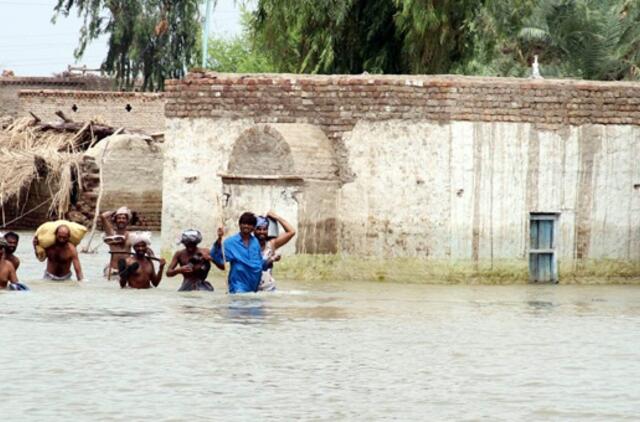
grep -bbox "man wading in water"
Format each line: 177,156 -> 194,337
166,229 -> 214,291
2,232 -> 21,272
0,237 -> 27,290
255,211 -> 296,291
211,212 -> 264,294
101,207 -> 135,278
33,225 -> 84,281
118,232 -> 166,289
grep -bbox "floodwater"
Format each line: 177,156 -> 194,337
2,232 -> 640,421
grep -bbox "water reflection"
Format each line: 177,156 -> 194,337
525,300 -> 556,310
226,296 -> 267,324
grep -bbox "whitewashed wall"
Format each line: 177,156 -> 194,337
161,118 -> 252,255
338,121 -> 640,263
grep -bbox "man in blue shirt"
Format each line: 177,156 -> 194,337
210,212 -> 265,293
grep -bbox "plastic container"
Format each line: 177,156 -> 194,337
267,217 -> 279,238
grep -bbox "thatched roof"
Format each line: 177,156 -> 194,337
0,113 -> 123,222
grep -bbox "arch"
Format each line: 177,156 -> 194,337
227,125 -> 295,176
222,124 -> 340,254
226,124 -> 339,181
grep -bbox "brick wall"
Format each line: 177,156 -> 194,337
165,73 -> 640,182
166,71 -> 640,133
19,90 -> 165,134
0,77 -> 86,117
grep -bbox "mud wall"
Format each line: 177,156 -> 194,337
162,73 -> 640,275
160,120 -> 338,255
0,76 -> 113,117
18,90 -> 165,134
339,121 -> 640,263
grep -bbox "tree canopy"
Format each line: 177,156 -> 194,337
54,0 -> 640,87
250,0 -> 640,80
53,0 -> 201,91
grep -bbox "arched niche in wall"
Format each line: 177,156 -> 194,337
220,124 -> 340,254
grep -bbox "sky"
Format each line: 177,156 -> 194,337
0,0 -> 247,77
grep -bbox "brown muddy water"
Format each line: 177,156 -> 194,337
1,232 -> 640,420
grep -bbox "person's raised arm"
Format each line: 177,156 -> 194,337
100,210 -> 116,236
210,227 -> 227,271
70,244 -> 84,281
267,211 -> 296,250
152,258 -> 166,287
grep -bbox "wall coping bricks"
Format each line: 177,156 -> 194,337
165,72 -> 640,130
19,90 -> 164,101
0,76 -> 86,87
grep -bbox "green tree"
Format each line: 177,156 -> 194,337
516,0 -> 640,80
53,0 -> 201,91
392,0 -> 481,74
251,0 -> 640,81
457,0 -> 640,80
251,0 -> 404,73
206,34 -> 276,73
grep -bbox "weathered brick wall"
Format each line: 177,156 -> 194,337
19,90 -> 165,134
166,73 -> 640,130
165,73 -> 640,183
0,77 -> 86,117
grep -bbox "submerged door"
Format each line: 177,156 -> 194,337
529,213 -> 559,283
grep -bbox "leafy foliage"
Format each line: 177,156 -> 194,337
206,34 -> 276,73
251,0 -> 404,74
250,0 -> 640,81
53,0 -> 201,91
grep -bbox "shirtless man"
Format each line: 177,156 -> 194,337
101,207 -> 134,278
33,225 -> 84,281
2,231 -> 20,271
0,238 -> 19,289
167,229 -> 214,291
118,232 -> 165,289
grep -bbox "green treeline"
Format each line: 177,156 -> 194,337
54,0 -> 640,91
214,0 -> 640,81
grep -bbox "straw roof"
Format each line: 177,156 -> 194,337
0,114 -> 122,221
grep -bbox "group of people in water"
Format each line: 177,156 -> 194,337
0,206 -> 296,293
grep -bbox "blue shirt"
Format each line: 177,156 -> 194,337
210,233 -> 264,293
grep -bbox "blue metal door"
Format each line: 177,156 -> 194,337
529,215 -> 558,283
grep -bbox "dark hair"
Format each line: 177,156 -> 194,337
55,225 -> 70,235
4,231 -> 19,241
238,212 -> 257,227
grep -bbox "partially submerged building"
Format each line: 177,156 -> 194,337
162,72 -> 640,282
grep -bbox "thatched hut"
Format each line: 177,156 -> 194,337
0,114 -> 163,230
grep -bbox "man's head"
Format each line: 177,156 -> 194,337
254,216 -> 269,241
238,212 -> 257,236
114,207 -> 132,230
129,231 -> 151,257
55,225 -> 71,245
180,229 -> 202,252
4,232 -> 19,254
133,241 -> 148,257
